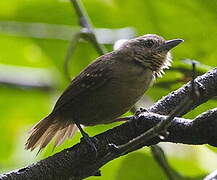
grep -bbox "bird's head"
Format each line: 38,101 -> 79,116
119,34 -> 183,77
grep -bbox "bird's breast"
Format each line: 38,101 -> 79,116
111,64 -> 154,105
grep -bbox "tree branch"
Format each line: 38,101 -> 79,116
204,170 -> 217,180
1,68 -> 217,180
149,68 -> 217,116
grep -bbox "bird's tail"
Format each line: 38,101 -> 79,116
25,115 -> 78,151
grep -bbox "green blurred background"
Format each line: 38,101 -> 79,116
0,0 -> 217,179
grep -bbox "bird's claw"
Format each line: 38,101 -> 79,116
80,135 -> 98,158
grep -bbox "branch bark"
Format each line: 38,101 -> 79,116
1,68 -> 217,180
204,170 -> 217,180
149,68 -> 217,116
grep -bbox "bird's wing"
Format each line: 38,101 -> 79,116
52,54 -> 113,112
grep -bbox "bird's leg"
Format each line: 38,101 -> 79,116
71,122 -> 100,176
75,122 -> 98,157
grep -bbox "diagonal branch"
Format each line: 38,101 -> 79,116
2,108 -> 217,180
1,68 -> 217,180
149,68 -> 217,116
204,170 -> 217,180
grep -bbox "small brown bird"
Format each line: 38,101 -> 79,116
25,34 -> 183,151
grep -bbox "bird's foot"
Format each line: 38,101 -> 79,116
80,132 -> 98,157
75,122 -> 98,157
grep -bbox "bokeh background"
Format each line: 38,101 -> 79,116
0,0 -> 217,179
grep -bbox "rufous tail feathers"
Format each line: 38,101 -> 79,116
25,115 -> 78,151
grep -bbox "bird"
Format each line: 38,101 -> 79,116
25,34 -> 183,152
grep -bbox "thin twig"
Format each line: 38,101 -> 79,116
151,145 -> 185,180
63,32 -> 81,81
70,0 -> 106,54
70,0 -> 92,29
64,0 -> 106,80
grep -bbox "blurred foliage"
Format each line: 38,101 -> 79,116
116,152 -> 167,180
0,0 -> 217,179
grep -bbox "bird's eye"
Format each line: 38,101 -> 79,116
145,39 -> 154,48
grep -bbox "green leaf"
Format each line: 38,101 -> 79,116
116,151 -> 167,180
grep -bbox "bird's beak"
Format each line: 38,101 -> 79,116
156,39 -> 184,52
